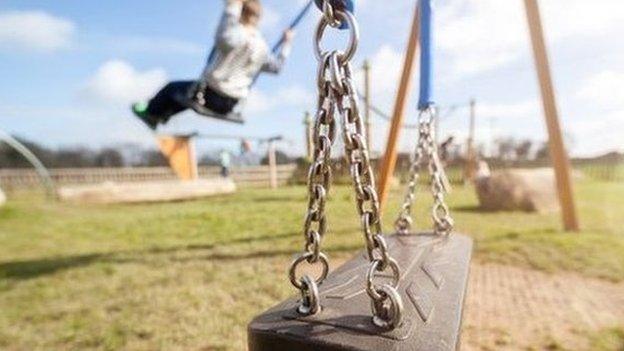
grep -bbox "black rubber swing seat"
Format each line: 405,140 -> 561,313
174,91 -> 245,125
248,232 -> 473,351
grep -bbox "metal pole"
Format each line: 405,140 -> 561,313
268,141 -> 278,189
377,2 -> 421,211
0,130 -> 56,198
304,111 -> 313,161
363,60 -> 373,152
464,99 -> 477,182
524,0 -> 579,231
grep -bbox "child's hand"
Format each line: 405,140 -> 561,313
283,29 -> 295,43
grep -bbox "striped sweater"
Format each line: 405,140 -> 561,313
203,0 -> 292,99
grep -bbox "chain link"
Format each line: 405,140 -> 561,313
395,107 -> 455,237
288,51 -> 335,316
289,1 -> 403,330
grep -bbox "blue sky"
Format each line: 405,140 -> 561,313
1,0 -> 622,157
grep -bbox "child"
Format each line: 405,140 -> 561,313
133,0 -> 295,129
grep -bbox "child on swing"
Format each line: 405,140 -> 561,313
132,0 -> 295,129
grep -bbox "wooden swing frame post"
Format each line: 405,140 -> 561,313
378,0 -> 579,231
524,0 -> 579,231
377,2 -> 421,211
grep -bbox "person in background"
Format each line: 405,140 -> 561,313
132,0 -> 295,129
219,150 -> 231,178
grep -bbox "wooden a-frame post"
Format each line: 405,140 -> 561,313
377,2 -> 421,211
524,0 -> 579,231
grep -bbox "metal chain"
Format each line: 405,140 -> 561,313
395,107 -> 454,236
288,51 -> 335,316
289,1 -> 404,330
338,60 -> 403,330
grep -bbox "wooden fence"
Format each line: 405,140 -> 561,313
0,164 -> 298,193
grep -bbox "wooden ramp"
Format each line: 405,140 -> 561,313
57,179 -> 236,204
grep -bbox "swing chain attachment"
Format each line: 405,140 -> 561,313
288,51 -> 337,316
337,59 -> 403,330
395,106 -> 455,237
314,2 -> 358,64
289,1 -> 404,330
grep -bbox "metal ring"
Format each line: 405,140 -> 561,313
366,258 -> 401,301
314,10 -> 359,64
289,252 -> 330,289
395,216 -> 413,235
371,284 -> 404,330
298,275 -> 321,315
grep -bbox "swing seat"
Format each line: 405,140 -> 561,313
174,90 -> 246,125
249,233 -> 473,351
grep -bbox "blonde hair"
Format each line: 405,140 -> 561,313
242,0 -> 262,25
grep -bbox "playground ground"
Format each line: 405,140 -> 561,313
0,179 -> 623,350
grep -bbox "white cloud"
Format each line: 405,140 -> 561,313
351,45 -> 405,114
0,10 -> 75,51
573,70 -> 624,155
105,36 -> 204,55
246,85 -> 313,114
477,100 -> 540,120
82,60 -> 167,105
437,0 -> 624,77
577,71 -> 624,110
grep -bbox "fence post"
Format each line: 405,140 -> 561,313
268,140 -> 278,189
464,99 -> 477,182
304,111 -> 314,161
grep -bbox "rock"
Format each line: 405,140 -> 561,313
474,168 -> 559,213
57,179 -> 237,204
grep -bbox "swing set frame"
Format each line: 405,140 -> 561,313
377,0 -> 580,232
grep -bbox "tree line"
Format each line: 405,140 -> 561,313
0,135 -> 296,169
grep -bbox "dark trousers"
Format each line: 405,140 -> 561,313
147,80 -> 239,123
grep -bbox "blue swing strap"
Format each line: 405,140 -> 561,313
418,0 -> 434,111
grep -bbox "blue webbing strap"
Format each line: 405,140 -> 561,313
418,0 -> 434,110
271,0 -> 314,53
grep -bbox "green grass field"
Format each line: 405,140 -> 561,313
0,180 -> 622,350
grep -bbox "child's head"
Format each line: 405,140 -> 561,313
241,0 -> 262,27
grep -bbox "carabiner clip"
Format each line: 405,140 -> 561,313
314,0 -> 355,29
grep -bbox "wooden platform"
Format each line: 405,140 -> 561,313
57,179 -> 236,204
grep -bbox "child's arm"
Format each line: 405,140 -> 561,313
261,30 -> 295,74
216,0 -> 245,51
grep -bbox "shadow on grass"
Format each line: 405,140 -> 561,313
251,195 -> 305,203
0,230 -> 358,281
451,205 -> 485,213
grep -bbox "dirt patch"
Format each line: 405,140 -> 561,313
463,264 -> 624,350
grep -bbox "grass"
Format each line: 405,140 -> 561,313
589,328 -> 624,351
0,180 -> 622,350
